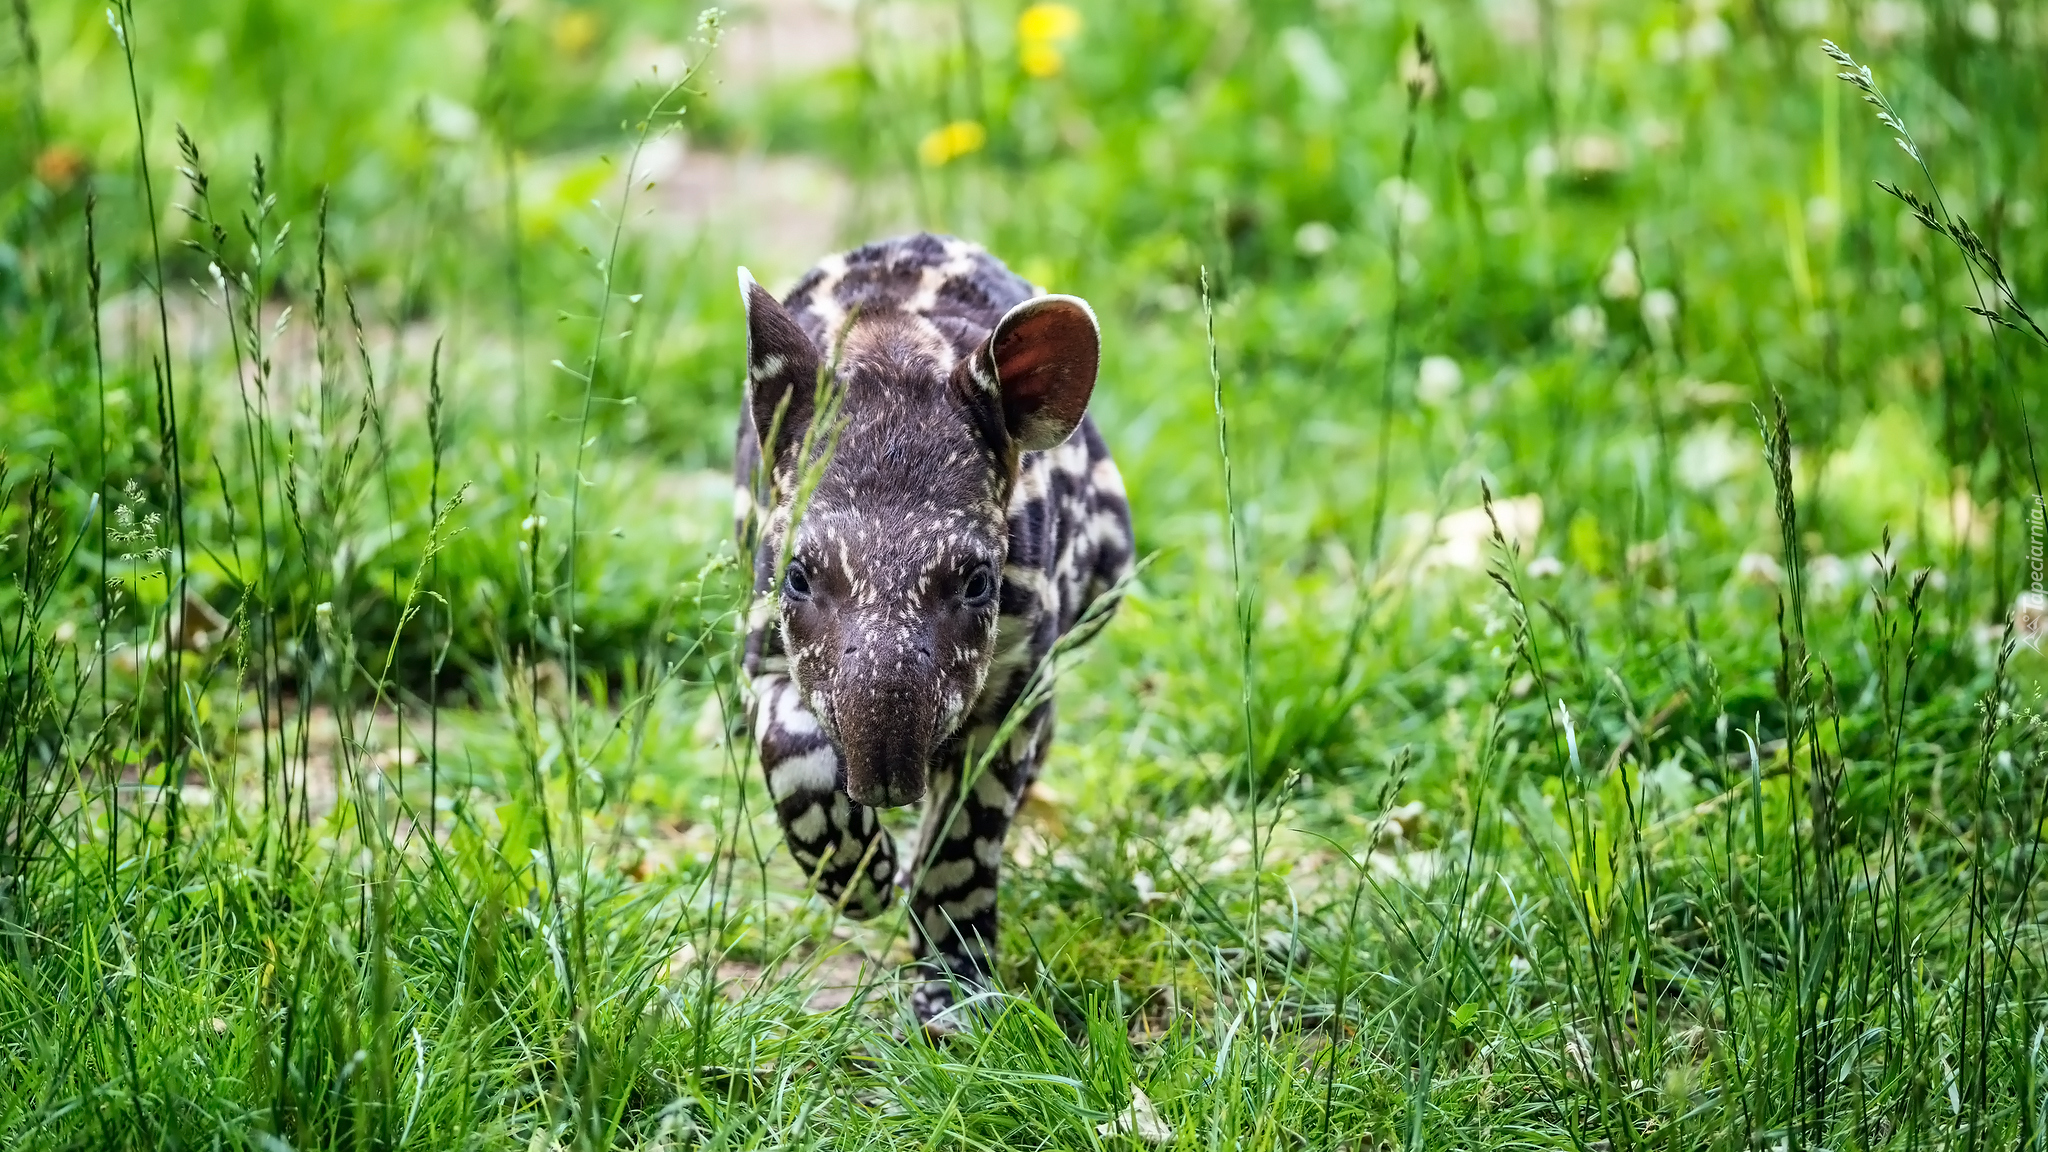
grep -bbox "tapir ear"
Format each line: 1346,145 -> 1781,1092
741,267 -> 822,457
981,294 -> 1100,452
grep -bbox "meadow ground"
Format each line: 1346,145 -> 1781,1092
2,0 -> 2047,1148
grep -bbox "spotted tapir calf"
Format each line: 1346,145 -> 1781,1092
733,233 -> 1134,1027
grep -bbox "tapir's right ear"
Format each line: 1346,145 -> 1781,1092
980,294 -> 1100,452
741,267 -> 822,458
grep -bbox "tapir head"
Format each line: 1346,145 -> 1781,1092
741,269 -> 1100,808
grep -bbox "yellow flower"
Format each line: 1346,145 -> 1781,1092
552,9 -> 599,57
1017,3 -> 1082,42
1021,42 -> 1065,78
1017,3 -> 1081,78
918,120 -> 986,167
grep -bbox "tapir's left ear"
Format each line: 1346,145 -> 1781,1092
741,266 -> 823,460
978,294 -> 1100,452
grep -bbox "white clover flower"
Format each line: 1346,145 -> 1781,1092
1737,552 -> 1785,586
1642,289 -> 1680,343
1567,133 -> 1626,175
1377,178 -> 1432,229
1416,355 -> 1463,405
1601,247 -> 1641,300
1293,220 -> 1338,256
1560,303 -> 1607,348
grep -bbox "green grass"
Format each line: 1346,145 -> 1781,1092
3,0 -> 2047,1148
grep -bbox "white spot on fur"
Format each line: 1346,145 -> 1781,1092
768,746 -> 837,800
788,804 -> 829,842
804,254 -> 851,339
903,254 -> 980,314
750,676 -> 792,743
1053,440 -> 1092,477
972,769 -> 1011,810
922,857 -> 977,893
769,686 -> 820,737
1002,564 -> 1053,607
1013,459 -> 1050,507
1090,456 -> 1126,498
1079,510 -> 1127,553
942,886 -> 997,919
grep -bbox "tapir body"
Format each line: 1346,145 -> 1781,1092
734,233 -> 1133,1024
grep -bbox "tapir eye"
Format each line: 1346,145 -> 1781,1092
783,561 -> 812,602
961,564 -> 996,606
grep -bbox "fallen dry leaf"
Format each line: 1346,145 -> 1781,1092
1096,1086 -> 1174,1145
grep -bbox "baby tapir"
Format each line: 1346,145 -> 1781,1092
734,233 -> 1134,1026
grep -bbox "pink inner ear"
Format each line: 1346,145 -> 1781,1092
994,301 -> 1098,440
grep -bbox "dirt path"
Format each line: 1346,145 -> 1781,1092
641,0 -> 873,283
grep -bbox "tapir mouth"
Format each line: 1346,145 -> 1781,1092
833,676 -> 937,809
847,772 -> 925,808
841,731 -> 931,808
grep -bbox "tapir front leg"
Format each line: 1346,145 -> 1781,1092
750,671 -> 898,919
902,710 -> 1048,1025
